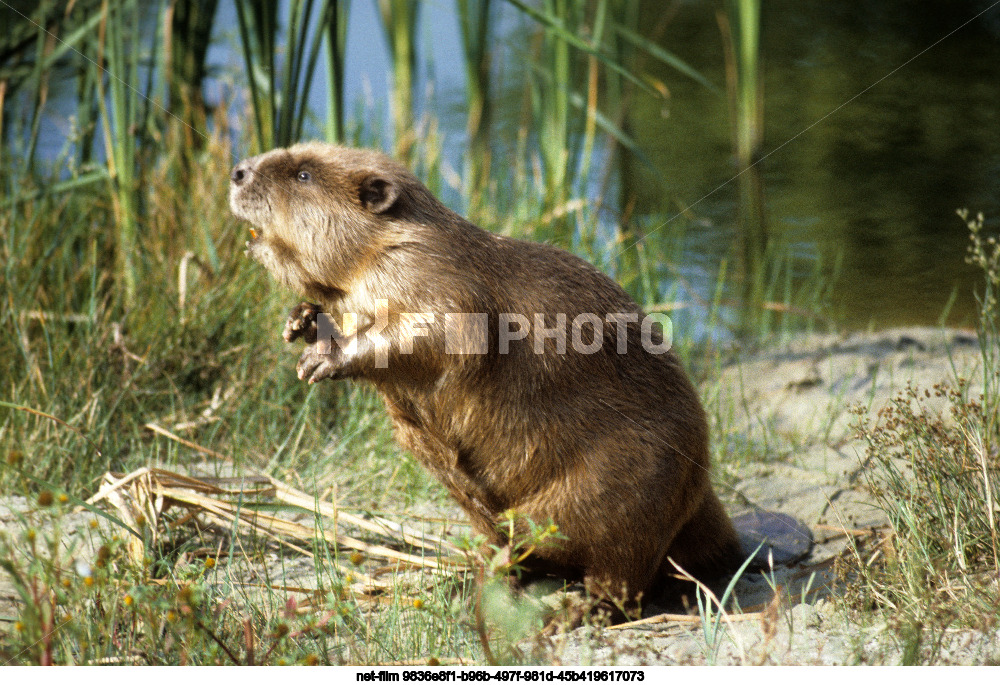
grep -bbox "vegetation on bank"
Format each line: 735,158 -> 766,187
845,211 -> 1000,664
0,0 -> 996,665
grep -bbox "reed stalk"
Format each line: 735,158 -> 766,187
457,0 -> 493,200
234,0 -> 347,152
234,0 -> 277,151
324,0 -> 348,143
378,0 -> 419,160
506,0 -> 711,289
166,0 -> 219,150
96,0 -> 147,305
535,0 -> 573,232
719,0 -> 767,331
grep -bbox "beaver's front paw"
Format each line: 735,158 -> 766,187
283,301 -> 322,344
296,344 -> 343,384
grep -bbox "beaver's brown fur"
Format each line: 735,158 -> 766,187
229,142 -> 743,609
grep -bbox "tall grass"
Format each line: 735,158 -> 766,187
0,1 -> 104,170
96,0 -> 147,305
719,0 -> 767,332
324,0 -> 349,143
167,0 -> 220,149
377,0 -> 418,159
457,0 -> 493,200
234,0 -> 347,152
960,209 -> 1000,441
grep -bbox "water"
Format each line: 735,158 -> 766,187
627,0 -> 1000,329
208,0 -> 1000,331
15,0 -> 1000,332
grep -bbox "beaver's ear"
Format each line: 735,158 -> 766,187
359,175 -> 400,214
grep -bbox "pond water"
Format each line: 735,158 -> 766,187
628,0 -> 1000,330
17,0 -> 1000,333
205,0 -> 1000,332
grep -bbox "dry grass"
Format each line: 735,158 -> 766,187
87,466 -> 468,594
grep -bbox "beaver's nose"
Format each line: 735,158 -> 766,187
231,162 -> 252,185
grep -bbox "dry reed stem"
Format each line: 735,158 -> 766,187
144,422 -> 232,462
266,476 -> 461,554
608,610 -> 763,630
86,467 -> 470,598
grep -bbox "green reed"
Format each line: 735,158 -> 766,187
234,0 -> 347,152
719,0 -> 767,331
167,0 -> 220,148
456,0 -> 493,200
96,0 -> 146,305
377,0 -> 418,159
324,0 -> 349,143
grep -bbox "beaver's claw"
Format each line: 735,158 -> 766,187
296,344 -> 343,383
283,301 -> 321,344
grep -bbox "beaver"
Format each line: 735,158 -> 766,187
229,142 -> 749,611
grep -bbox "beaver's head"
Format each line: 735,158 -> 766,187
229,142 -> 438,303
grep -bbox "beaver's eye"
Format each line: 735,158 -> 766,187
296,170 -> 311,183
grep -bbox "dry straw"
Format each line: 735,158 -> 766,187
86,466 -> 468,600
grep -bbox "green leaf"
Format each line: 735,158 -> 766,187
612,21 -> 720,93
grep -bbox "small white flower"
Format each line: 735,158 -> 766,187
74,559 -> 93,578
